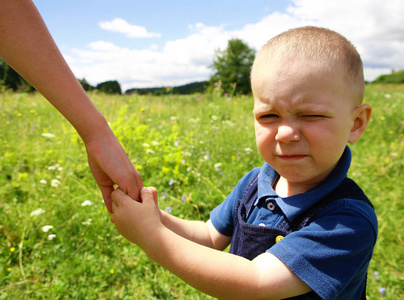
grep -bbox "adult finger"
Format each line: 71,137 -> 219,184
98,185 -> 115,213
120,170 -> 144,202
110,200 -> 118,224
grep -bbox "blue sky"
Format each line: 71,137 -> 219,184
33,0 -> 404,92
35,0 -> 287,50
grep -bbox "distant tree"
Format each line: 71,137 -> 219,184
210,39 -> 255,95
0,58 -> 34,92
96,80 -> 121,94
172,81 -> 209,94
124,81 -> 209,95
78,78 -> 94,91
153,89 -> 164,96
373,70 -> 404,84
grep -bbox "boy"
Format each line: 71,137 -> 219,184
110,27 -> 377,299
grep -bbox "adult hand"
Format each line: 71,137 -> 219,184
85,131 -> 144,213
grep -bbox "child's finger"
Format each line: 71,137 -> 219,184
111,187 -> 128,206
148,186 -> 158,205
111,198 -> 118,211
140,187 -> 155,204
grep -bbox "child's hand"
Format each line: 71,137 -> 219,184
110,187 -> 163,247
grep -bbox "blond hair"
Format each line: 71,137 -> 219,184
252,26 -> 364,104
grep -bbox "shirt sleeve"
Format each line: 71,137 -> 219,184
210,168 -> 260,237
269,199 -> 378,300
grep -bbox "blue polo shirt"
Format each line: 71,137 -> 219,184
210,147 -> 378,299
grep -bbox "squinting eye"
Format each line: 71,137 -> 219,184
302,115 -> 327,119
256,114 -> 279,123
259,114 -> 278,119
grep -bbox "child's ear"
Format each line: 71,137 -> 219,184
348,103 -> 372,144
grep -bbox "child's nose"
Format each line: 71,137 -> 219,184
275,124 -> 300,143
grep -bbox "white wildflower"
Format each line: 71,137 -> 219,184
82,218 -> 92,225
42,225 -> 53,232
51,179 -> 61,187
222,120 -> 235,127
30,208 -> 45,217
244,147 -> 253,155
48,234 -> 57,241
81,200 -> 93,207
39,179 -> 47,185
214,163 -> 222,169
41,133 -> 55,138
47,164 -> 60,171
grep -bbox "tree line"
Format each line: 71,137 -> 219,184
2,39 -> 401,96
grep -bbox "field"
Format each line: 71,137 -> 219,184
0,84 -> 403,299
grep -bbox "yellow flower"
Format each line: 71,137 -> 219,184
110,269 -> 115,274
10,247 -> 16,252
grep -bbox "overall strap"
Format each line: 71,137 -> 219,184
240,171 -> 260,219
287,177 -> 373,231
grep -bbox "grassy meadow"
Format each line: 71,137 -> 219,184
0,84 -> 403,299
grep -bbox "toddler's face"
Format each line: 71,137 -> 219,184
252,57 -> 358,193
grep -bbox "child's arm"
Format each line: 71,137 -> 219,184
111,188 -> 311,300
159,209 -> 231,250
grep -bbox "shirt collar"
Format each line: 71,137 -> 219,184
256,146 -> 352,221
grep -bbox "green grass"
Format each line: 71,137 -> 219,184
0,85 -> 403,299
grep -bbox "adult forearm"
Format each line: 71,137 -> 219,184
0,0 -> 144,208
0,0 -> 106,142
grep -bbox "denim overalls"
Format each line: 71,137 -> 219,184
229,173 -> 373,300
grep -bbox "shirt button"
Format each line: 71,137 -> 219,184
267,202 -> 275,211
258,223 -> 266,227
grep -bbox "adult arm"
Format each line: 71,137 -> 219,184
0,0 -> 143,210
111,188 -> 311,299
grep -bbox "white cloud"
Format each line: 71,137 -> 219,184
69,0 -> 404,90
99,18 -> 161,38
284,0 -> 404,80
